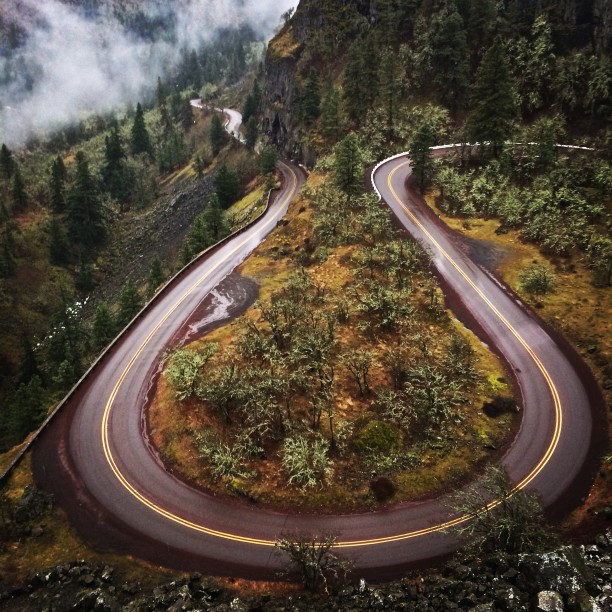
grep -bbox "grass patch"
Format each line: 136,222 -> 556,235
268,26 -> 300,60
0,455 -> 177,587
226,185 -> 267,228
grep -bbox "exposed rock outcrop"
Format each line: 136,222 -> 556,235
2,532 -> 611,611
262,0 -> 374,166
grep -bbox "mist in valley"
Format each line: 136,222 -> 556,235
0,0 -> 298,145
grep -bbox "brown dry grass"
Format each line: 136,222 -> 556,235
0,456 -> 177,587
268,26 -> 300,60
425,193 -> 612,527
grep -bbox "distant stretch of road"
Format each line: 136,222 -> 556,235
190,99 -> 244,142
33,115 -> 603,579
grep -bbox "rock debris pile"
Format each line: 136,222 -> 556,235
1,531 -> 610,611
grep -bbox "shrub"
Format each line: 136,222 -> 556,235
370,476 -> 396,502
519,263 -> 556,295
195,430 -> 250,480
275,532 -> 351,592
447,466 -> 557,555
352,420 -> 398,456
282,433 -> 331,488
483,395 -> 518,417
165,344 -> 217,400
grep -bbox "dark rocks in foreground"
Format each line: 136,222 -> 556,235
1,530 -> 610,611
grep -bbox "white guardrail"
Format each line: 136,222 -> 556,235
371,142 -> 595,200
0,184 -> 279,485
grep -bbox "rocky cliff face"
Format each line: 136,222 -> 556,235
261,0 -> 375,165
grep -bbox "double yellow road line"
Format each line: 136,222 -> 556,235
98,158 -> 561,550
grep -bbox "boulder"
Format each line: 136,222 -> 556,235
567,589 -> 598,612
494,586 -> 529,611
533,590 -> 564,611
13,486 -> 54,523
518,546 -> 592,596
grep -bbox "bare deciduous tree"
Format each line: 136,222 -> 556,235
447,466 -> 557,555
275,532 -> 351,592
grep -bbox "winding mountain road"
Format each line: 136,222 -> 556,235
32,135 -> 604,579
189,99 -> 244,143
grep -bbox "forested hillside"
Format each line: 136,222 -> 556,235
261,0 -> 610,305
264,0 -> 610,156
0,16 -> 268,454
0,0 -> 610,604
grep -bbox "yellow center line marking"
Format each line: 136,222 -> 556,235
101,164 -> 298,547
384,161 -> 562,494
99,158 -> 562,550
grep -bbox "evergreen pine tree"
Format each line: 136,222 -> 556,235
321,86 -> 342,144
10,375 -> 46,440
45,295 -> 86,388
242,93 -> 257,125
301,69 -> 321,125
92,302 -> 116,350
185,214 -> 212,259
361,34 -> 380,109
75,261 -> 95,293
148,255 -> 164,295
67,151 -> 107,250
259,146 -> 278,175
156,77 -> 172,135
53,350 -> 80,390
158,129 -> 188,173
214,164 -> 240,208
242,80 -> 262,124
429,1 -> 470,110
16,337 -> 43,388
170,89 -> 183,122
0,230 -> 15,278
343,42 -> 364,124
377,49 -> 402,140
11,165 -> 27,213
245,116 -> 258,150
377,0 -> 401,44
131,103 -> 153,157
0,144 -> 14,181
187,50 -> 202,88
181,97 -> 194,132
468,37 -> 518,156
156,76 -> 167,110
210,114 -> 226,156
179,241 -> 196,267
103,122 -> 130,207
203,193 -> 229,241
117,280 -> 143,328
0,201 -> 15,277
252,80 -> 262,110
49,217 -> 70,265
334,133 -> 363,196
467,0 -> 497,68
410,122 -> 437,190
49,155 -> 67,213
194,155 -> 206,178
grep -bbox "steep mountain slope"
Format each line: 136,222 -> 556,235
262,0 -> 611,164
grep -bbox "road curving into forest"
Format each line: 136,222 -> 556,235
32,137 -> 605,580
